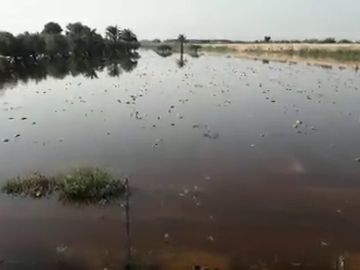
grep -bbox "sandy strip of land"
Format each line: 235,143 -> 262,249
219,43 -> 360,52
207,43 -> 360,69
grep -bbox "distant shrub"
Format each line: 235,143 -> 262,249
264,36 -> 271,43
320,38 -> 337,44
338,39 -> 353,44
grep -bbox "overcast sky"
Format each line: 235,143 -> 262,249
1,0 -> 359,40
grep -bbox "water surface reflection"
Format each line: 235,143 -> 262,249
0,51 -> 360,269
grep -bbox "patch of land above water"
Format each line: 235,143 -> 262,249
202,43 -> 360,68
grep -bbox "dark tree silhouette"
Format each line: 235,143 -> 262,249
42,22 -> 63,35
0,32 -> 16,58
264,36 -> 271,43
0,22 -> 140,61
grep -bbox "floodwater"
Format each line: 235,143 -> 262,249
1,51 -> 360,269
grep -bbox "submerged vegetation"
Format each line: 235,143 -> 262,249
2,168 -> 125,204
62,168 -> 125,203
2,173 -> 57,198
0,22 -> 139,61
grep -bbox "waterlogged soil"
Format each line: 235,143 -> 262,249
1,51 -> 360,269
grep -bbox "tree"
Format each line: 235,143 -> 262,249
105,26 -> 139,56
42,22 -> 63,35
0,22 -> 140,61
264,36 -> 271,43
44,34 -> 69,58
0,32 -> 16,57
121,29 -> 138,43
66,22 -> 104,57
20,33 -> 45,59
106,26 -> 120,42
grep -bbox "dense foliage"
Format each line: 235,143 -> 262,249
0,22 -> 140,61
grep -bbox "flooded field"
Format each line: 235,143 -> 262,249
1,50 -> 360,269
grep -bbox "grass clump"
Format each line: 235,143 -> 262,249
2,168 -> 125,204
2,173 -> 56,198
61,168 -> 125,203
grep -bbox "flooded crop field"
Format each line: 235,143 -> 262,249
1,50 -> 360,269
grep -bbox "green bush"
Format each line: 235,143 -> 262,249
2,168 -> 125,203
2,173 -> 56,198
61,168 -> 124,202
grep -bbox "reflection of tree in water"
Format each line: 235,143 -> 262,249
155,44 -> 173,58
0,54 -> 139,90
106,56 -> 138,77
156,50 -> 173,58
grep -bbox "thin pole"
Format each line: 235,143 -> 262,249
124,178 -> 131,270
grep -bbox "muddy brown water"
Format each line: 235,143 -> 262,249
1,51 -> 360,269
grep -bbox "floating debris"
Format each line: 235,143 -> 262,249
152,138 -> 164,148
56,245 -> 68,254
293,120 -> 303,129
337,255 -> 345,270
203,130 -> 219,139
164,233 -> 170,243
207,235 -> 215,242
320,241 -> 329,247
2,139 -> 9,143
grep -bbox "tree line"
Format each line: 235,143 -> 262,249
0,22 -> 140,61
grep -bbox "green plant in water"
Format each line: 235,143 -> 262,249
61,168 -> 124,203
2,168 -> 125,203
2,173 -> 56,198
